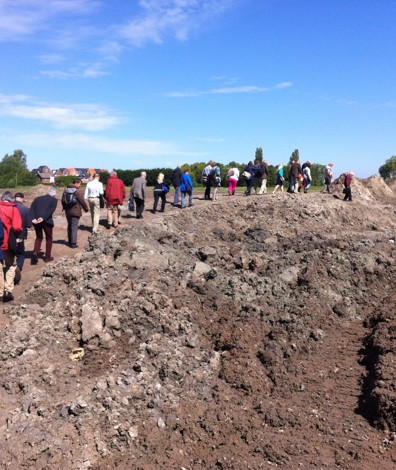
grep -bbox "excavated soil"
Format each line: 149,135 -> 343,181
1,176 -> 396,470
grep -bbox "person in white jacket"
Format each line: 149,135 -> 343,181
227,167 -> 240,195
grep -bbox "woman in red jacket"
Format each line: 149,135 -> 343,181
0,191 -> 22,302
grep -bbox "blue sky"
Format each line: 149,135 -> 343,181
1,0 -> 395,177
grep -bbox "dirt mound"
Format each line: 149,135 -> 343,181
1,191 -> 396,469
333,174 -> 395,202
385,176 -> 396,192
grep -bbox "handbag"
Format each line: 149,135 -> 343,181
99,194 -> 105,208
8,227 -> 18,254
128,195 -> 135,211
242,171 -> 251,180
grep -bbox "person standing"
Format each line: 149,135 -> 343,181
180,168 -> 194,208
0,191 -> 23,302
104,171 -> 125,228
62,179 -> 88,248
29,188 -> 58,263
171,164 -> 183,206
13,192 -> 31,283
227,167 -> 240,195
84,173 -> 104,234
153,172 -> 167,213
131,171 -> 147,219
258,160 -> 269,194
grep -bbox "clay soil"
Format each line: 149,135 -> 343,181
1,177 -> 396,469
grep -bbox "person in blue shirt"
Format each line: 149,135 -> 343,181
180,169 -> 194,208
273,164 -> 285,193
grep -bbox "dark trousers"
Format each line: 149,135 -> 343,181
33,222 -> 54,258
344,187 -> 352,201
66,215 -> 80,245
204,180 -> 211,199
153,192 -> 166,212
16,240 -> 26,270
246,177 -> 254,195
134,197 -> 145,217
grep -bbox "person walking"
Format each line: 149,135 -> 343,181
29,188 -> 58,263
273,164 -> 285,193
322,163 -> 334,193
84,173 -> 104,234
153,173 -> 167,213
302,161 -> 312,193
227,167 -> 240,195
258,160 -> 269,194
242,161 -> 256,196
0,191 -> 23,302
13,192 -> 31,283
104,171 -> 125,228
131,172 -> 147,219
171,164 -> 183,206
343,172 -> 354,201
181,169 -> 194,208
290,160 -> 302,193
202,161 -> 214,200
210,163 -> 221,201
62,179 -> 88,248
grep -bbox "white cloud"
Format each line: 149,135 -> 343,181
0,95 -> 122,131
4,131 -> 206,158
0,0 -> 99,41
165,81 -> 292,97
119,0 -> 236,47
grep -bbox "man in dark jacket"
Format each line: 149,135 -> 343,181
171,164 -> 183,206
13,192 -> 32,283
29,188 -> 58,263
63,179 -> 88,248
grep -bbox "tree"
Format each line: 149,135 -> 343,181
379,156 -> 396,180
0,149 -> 37,188
289,149 -> 299,165
255,147 -> 263,163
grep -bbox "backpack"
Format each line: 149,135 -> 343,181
62,187 -> 78,209
201,166 -> 212,183
162,183 -> 169,194
255,165 -> 263,178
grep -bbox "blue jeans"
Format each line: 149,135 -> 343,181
173,186 -> 181,204
181,191 -> 193,208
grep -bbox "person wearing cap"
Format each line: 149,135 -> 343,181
322,162 -> 334,193
13,192 -> 32,284
84,173 -> 104,234
29,188 -> 58,263
0,191 -> 23,302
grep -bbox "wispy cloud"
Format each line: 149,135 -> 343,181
3,131 -> 206,159
165,81 -> 293,97
0,94 -> 122,131
0,0 -> 99,41
118,0 -> 236,47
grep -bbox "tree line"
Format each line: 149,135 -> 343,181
2,148 -> 395,189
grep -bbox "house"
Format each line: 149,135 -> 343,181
31,165 -> 53,184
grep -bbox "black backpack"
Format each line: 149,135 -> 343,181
62,187 -> 78,209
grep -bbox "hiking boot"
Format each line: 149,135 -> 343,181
14,267 -> 22,285
3,291 -> 14,302
43,256 -> 54,262
31,253 -> 38,265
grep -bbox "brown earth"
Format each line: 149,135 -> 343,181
1,177 -> 396,469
